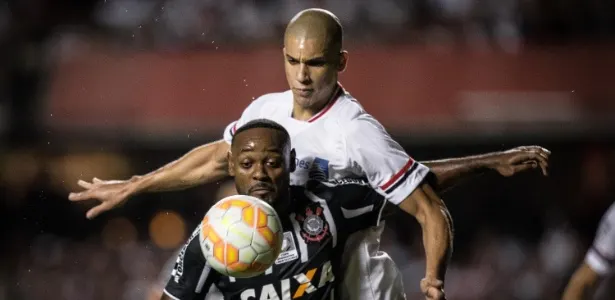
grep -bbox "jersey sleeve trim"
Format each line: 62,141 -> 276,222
223,121 -> 238,145
379,159 -> 418,194
585,247 -> 613,275
162,289 -> 182,300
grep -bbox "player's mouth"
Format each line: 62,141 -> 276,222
294,88 -> 314,97
248,185 -> 275,199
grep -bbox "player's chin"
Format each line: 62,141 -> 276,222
293,93 -> 315,108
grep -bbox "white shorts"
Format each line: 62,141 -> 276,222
340,221 -> 407,300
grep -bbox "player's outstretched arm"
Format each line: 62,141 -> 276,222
562,262 -> 602,300
398,182 -> 453,300
69,140 -> 230,219
422,145 -> 550,192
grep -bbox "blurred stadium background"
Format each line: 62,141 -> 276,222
1,0 -> 615,299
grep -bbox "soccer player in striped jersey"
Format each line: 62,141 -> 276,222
70,8 -> 550,300
162,119 -> 452,300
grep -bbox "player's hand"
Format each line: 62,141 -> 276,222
420,278 -> 446,300
68,177 -> 134,219
491,145 -> 551,177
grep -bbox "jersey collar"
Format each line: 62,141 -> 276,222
305,83 -> 345,123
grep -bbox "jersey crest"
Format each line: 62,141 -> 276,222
296,203 -> 329,243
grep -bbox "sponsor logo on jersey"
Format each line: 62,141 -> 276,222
275,231 -> 299,264
308,157 -> 329,181
326,177 -> 369,186
239,261 -> 335,299
295,158 -> 311,170
295,203 -> 329,243
172,226 -> 201,283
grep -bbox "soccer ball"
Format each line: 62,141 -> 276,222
199,195 -> 284,278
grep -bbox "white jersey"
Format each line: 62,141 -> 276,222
223,84 -> 430,299
586,202 -> 615,275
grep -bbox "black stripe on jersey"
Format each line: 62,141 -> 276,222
591,246 -> 615,266
384,162 -> 419,194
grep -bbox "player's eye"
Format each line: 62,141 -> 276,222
240,160 -> 253,169
287,58 -> 299,65
266,159 -> 282,168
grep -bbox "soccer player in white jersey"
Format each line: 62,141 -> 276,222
562,203 -> 615,300
69,8 -> 550,299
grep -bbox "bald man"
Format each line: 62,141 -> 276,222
70,8 -> 550,300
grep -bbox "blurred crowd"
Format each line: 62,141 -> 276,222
1,0 -> 614,50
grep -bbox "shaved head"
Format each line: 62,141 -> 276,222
284,8 -> 343,55
283,9 -> 348,116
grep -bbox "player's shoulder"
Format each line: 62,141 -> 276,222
338,109 -> 385,141
245,90 -> 293,117
328,92 -> 365,121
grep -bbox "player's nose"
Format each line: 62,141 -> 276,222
251,163 -> 269,181
296,64 -> 310,84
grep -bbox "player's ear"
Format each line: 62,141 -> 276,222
338,51 -> 348,72
227,151 -> 235,176
289,148 -> 296,172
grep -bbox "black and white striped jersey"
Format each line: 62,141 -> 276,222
163,179 -> 386,300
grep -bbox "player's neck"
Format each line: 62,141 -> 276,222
291,86 -> 338,122
292,102 -> 327,122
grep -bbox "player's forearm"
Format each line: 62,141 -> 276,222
562,279 -> 595,300
562,264 -> 601,300
402,185 -> 454,281
420,203 -> 453,281
421,153 -> 498,192
130,140 -> 230,194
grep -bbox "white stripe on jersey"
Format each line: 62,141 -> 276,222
376,200 -> 388,227
341,205 -> 374,219
290,213 -> 309,263
305,191 -> 338,247
195,264 -> 212,293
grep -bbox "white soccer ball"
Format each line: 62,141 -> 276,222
199,195 -> 284,278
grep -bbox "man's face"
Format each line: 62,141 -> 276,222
283,36 -> 343,109
229,128 -> 294,206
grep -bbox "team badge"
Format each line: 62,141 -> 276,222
296,204 -> 329,243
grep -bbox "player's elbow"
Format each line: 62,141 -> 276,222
181,141 -> 230,183
401,183 -> 450,226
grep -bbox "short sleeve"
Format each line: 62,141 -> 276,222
164,225 -> 217,300
343,114 -> 430,205
585,203 -> 615,275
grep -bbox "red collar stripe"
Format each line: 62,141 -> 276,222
307,85 -> 343,123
